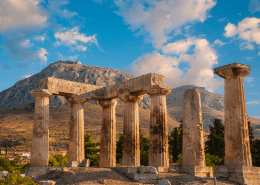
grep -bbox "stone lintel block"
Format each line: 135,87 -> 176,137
39,77 -> 103,96
133,173 -> 159,181
138,166 -> 158,174
214,62 -> 251,79
78,73 -> 165,100
145,85 -> 172,95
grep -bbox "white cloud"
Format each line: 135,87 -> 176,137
47,0 -> 78,18
35,35 -> 45,42
38,48 -> 48,63
129,38 -> 221,92
20,39 -> 35,48
0,0 -> 47,31
245,57 -> 253,61
54,27 -> 98,50
258,52 -> 260,56
240,42 -> 254,50
114,0 -> 216,48
245,77 -> 254,82
247,100 -> 260,105
16,73 -> 34,81
57,53 -> 79,61
224,17 -> 260,50
249,0 -> 260,13
214,39 -> 226,46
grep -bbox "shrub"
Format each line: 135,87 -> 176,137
48,154 -> 68,167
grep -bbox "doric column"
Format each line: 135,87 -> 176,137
182,89 -> 205,167
30,89 -> 53,167
147,86 -> 171,167
66,96 -> 87,164
214,62 -> 252,166
119,93 -> 143,166
98,99 -> 117,167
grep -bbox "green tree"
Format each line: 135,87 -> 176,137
84,133 -> 100,166
116,133 -> 123,165
0,157 -> 13,173
140,135 -> 149,166
205,153 -> 223,173
248,120 -> 260,167
0,171 -> 37,185
168,123 -> 183,162
205,119 -> 225,161
48,154 -> 68,167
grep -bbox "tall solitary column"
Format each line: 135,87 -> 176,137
147,86 -> 171,168
214,63 -> 252,166
66,96 -> 87,164
119,94 -> 143,166
99,99 -> 117,167
182,89 -> 205,167
30,89 -> 53,167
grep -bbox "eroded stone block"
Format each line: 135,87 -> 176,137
39,180 -> 56,185
138,166 -> 158,174
68,161 -> 78,167
79,159 -> 90,167
158,178 -> 171,185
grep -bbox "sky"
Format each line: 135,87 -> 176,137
0,0 -> 259,118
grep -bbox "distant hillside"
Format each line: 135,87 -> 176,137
0,60 -> 259,139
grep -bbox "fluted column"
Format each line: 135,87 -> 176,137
66,96 -> 87,164
182,89 -> 206,167
99,99 -> 117,167
147,86 -> 171,167
30,89 -> 53,167
214,62 -> 252,166
119,94 -> 143,166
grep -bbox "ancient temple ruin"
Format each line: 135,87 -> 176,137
29,73 -> 171,175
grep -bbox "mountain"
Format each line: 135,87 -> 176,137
0,60 -> 259,138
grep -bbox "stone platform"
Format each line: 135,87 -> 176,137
169,166 -> 213,178
215,165 -> 260,185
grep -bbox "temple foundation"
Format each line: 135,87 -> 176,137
214,63 -> 260,185
182,89 -> 213,177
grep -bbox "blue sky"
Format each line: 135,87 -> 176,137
0,0 -> 260,118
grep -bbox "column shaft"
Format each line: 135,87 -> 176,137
224,76 -> 252,166
30,89 -> 52,167
149,94 -> 169,167
68,103 -> 85,164
99,99 -> 117,167
122,99 -> 140,166
182,89 -> 205,166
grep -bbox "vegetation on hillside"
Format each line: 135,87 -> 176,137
84,133 -> 100,166
48,154 -> 68,167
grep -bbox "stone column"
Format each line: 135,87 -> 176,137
147,86 -> 171,168
214,62 -> 252,166
30,89 -> 53,167
98,99 -> 117,167
119,93 -> 143,166
66,96 -> 87,164
182,89 -> 206,167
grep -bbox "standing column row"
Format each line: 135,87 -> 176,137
30,89 -> 53,167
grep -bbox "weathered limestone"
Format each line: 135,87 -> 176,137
182,89 -> 205,167
30,89 -> 53,167
99,99 -> 117,167
214,63 -> 260,185
119,94 -> 143,166
214,63 -> 252,166
147,86 -> 171,168
66,96 -> 87,164
181,89 -> 213,178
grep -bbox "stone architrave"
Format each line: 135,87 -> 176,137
66,96 -> 87,164
147,86 -> 171,168
98,99 -> 117,167
30,89 -> 53,167
119,93 -> 143,166
182,89 -> 205,167
214,63 -> 252,166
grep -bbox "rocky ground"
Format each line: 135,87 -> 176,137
33,167 -> 238,185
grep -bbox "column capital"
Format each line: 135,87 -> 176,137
214,62 -> 251,79
65,95 -> 87,104
30,88 -> 53,98
118,93 -> 143,103
145,85 -> 171,95
99,99 -> 117,108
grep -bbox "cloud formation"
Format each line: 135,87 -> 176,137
224,17 -> 260,50
0,0 -> 47,31
114,0 -> 216,48
54,27 -> 98,51
129,38 -> 221,92
249,0 -> 260,13
245,77 -> 254,82
38,48 -> 48,63
247,100 -> 260,105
